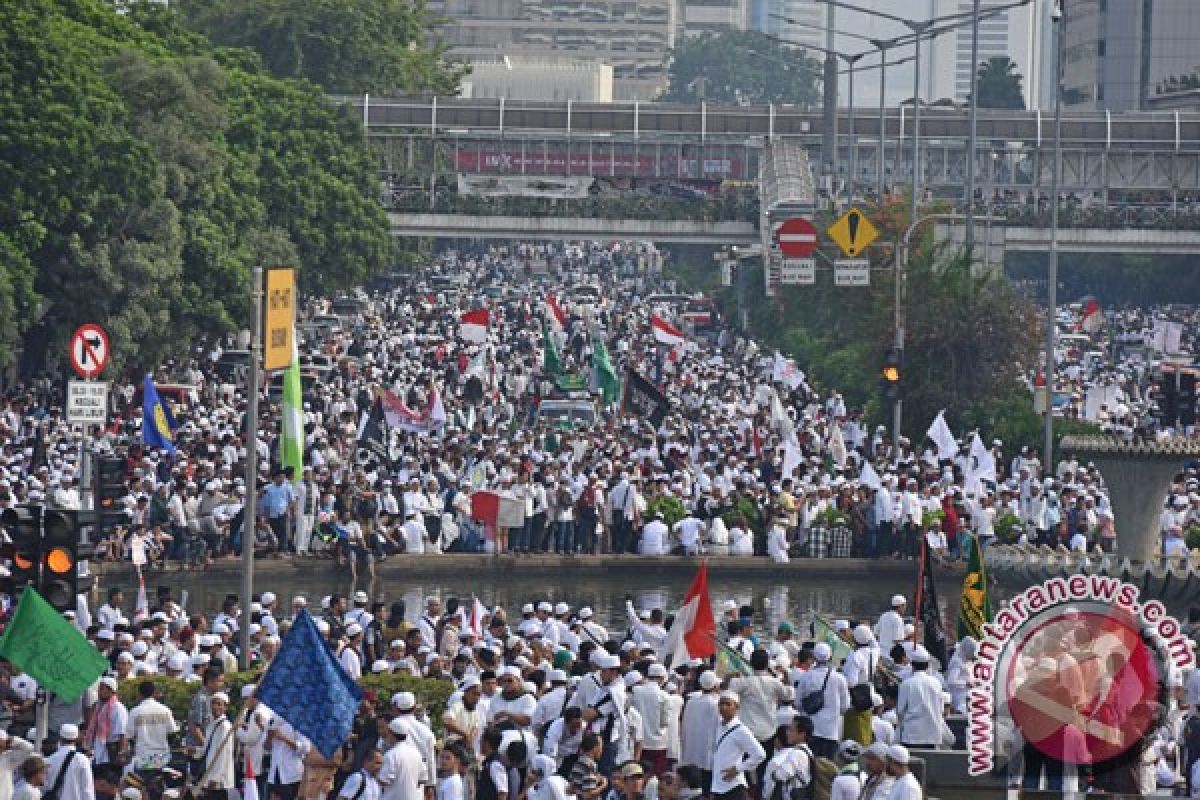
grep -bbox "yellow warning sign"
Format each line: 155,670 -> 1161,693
826,207 -> 880,257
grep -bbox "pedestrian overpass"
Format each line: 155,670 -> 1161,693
359,96 -> 1200,199
387,212 -> 757,245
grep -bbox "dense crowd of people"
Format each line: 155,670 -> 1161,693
7,242 -> 1200,577
0,241 -> 1197,800
0,583 -> 1198,800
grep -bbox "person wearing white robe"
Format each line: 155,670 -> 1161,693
199,693 -> 236,796
766,521 -> 790,563
679,673 -> 721,773
45,725 -> 93,800
895,648 -> 945,748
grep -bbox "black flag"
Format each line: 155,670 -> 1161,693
915,537 -> 949,668
621,368 -> 669,426
357,397 -> 388,463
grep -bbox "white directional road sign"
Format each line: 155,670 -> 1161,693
834,259 -> 871,286
780,258 -> 816,285
67,380 -> 109,426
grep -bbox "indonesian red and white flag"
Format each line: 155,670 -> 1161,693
1080,296 -> 1104,333
546,294 -> 567,330
664,562 -> 716,666
459,308 -> 489,343
244,755 -> 260,800
134,570 -> 149,623
461,595 -> 488,638
651,314 -> 685,347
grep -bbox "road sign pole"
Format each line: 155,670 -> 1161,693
240,266 -> 263,671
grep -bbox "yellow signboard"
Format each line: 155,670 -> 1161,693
263,267 -> 296,371
826,207 -> 880,257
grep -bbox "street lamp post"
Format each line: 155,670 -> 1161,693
842,52 -> 865,199
1044,1 -> 1066,471
905,20 -> 933,230
964,0 -> 982,248
869,38 -> 898,201
894,213 -> 1003,443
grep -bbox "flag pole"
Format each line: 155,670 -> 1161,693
240,266 -> 263,671
913,536 -> 926,646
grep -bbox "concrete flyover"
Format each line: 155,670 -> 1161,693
387,212 -> 758,244
938,223 -> 1200,255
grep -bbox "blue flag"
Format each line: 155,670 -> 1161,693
256,610 -> 363,758
141,375 -> 178,455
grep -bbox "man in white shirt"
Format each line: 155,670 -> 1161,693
340,625 -> 365,679
680,671 -> 721,776
389,692 -> 437,790
45,724 -> 93,800
379,719 -> 425,800
895,647 -> 945,748
127,681 -> 178,770
711,691 -> 766,800
874,596 -> 907,656
883,745 -> 922,800
640,512 -> 669,555
794,642 -> 850,759
630,663 -> 672,775
340,748 -> 384,800
266,717 -> 309,797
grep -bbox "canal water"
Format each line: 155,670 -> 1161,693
145,570 -> 939,633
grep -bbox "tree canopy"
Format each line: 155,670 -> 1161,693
662,30 -> 821,106
173,0 -> 466,94
0,0 -> 453,374
975,56 -> 1025,110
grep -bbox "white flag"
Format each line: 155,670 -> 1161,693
926,410 -> 958,461
782,438 -> 804,480
828,422 -> 847,468
769,388 -> 796,444
859,460 -> 883,490
968,433 -> 997,483
772,351 -> 805,390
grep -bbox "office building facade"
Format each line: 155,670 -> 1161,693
429,0 -> 684,101
1060,0 -> 1200,111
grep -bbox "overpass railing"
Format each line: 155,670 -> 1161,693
384,186 -> 760,222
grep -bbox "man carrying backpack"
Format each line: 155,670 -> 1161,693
794,643 -> 850,760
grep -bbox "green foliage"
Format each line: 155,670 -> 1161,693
119,670 -> 454,733
957,388 -> 1100,458
360,672 -> 455,731
814,506 -> 849,529
974,56 -> 1025,110
995,512 -> 1024,544
1187,525 -> 1200,552
663,30 -> 820,106
0,0 -> 403,371
721,495 -> 764,533
173,0 -> 466,94
646,494 -> 688,527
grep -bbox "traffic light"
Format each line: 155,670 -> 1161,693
881,348 -> 903,403
1181,372 -> 1197,427
94,456 -> 129,534
0,506 -> 87,611
40,509 -> 80,612
1,506 -> 41,591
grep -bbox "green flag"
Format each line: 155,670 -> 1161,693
957,534 -> 992,640
0,588 -> 108,702
813,614 -> 854,664
281,352 -> 304,479
543,322 -> 562,377
593,337 -> 619,405
715,637 -> 753,678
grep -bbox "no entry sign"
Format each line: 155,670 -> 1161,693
775,217 -> 818,259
